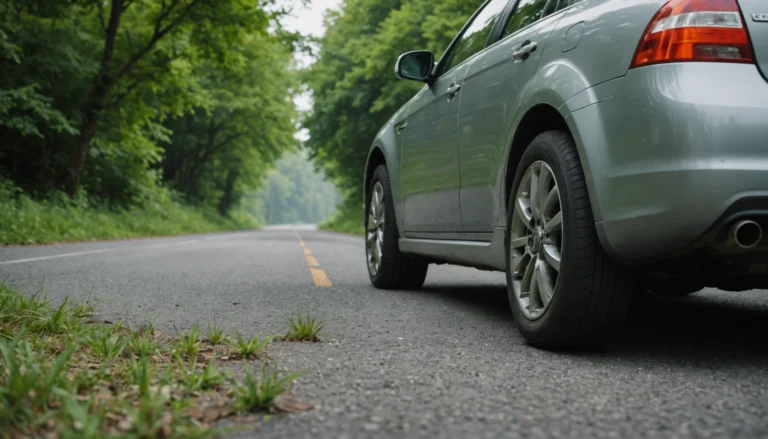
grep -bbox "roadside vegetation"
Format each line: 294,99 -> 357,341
0,1 -> 301,245
0,284 -> 326,438
318,203 -> 364,236
0,181 -> 259,245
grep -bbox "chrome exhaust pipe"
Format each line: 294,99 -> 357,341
729,220 -> 763,249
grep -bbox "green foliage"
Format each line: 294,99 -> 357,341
206,320 -> 227,346
0,180 -> 260,245
235,366 -> 301,412
318,200 -> 365,236
0,0 -> 299,233
252,151 -> 340,225
283,307 -> 326,342
304,0 -> 484,204
177,323 -> 203,359
229,330 -> 272,360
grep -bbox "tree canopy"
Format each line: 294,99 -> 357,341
0,0 -> 300,216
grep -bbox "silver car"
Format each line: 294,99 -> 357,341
362,0 -> 768,349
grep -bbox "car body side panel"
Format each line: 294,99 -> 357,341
458,7 -> 566,235
496,0 -> 667,227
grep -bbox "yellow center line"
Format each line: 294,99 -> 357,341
295,231 -> 332,287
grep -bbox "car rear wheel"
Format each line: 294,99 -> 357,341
367,165 -> 429,289
505,131 -> 635,349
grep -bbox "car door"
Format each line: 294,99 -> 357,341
399,0 -> 511,236
457,0 -> 572,236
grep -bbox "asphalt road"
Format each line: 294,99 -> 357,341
2,227 -> 768,438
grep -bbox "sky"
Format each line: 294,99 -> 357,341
279,0 -> 342,141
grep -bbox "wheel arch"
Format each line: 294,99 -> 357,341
503,104 -> 572,215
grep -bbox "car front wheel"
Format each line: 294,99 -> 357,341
505,130 -> 635,349
366,164 -> 428,289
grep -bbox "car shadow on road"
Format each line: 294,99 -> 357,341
414,284 -> 768,364
615,291 -> 768,363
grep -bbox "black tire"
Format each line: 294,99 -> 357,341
505,131 -> 635,349
367,165 -> 429,289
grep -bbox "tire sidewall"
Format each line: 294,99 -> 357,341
366,165 -> 399,286
505,133 -> 585,343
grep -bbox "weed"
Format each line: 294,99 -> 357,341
229,330 -> 271,359
206,319 -> 227,345
283,307 -> 325,341
89,329 -> 128,361
178,323 -> 202,359
178,356 -> 228,391
129,331 -> 157,357
0,329 -> 76,429
235,366 -> 301,412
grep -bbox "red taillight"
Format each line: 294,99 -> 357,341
631,0 -> 754,68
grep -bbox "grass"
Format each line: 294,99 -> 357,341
230,330 -> 272,359
0,283 -> 305,438
318,203 -> 364,236
0,185 -> 261,245
235,367 -> 302,412
283,307 -> 325,342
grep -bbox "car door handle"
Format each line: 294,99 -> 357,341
446,83 -> 462,99
513,40 -> 538,61
396,120 -> 408,134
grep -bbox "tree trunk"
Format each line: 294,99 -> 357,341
218,168 -> 239,216
67,0 -> 123,195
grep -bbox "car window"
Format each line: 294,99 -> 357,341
502,0 -> 549,38
542,0 -> 580,17
440,0 -> 510,74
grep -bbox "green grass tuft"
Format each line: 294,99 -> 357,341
283,307 -> 326,342
235,366 -> 301,412
206,319 -> 227,345
229,330 -> 271,359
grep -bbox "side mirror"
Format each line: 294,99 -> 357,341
395,50 -> 435,84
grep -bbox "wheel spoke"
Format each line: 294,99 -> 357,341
367,212 -> 377,231
513,252 -> 531,279
537,262 -> 555,306
515,197 -> 534,230
543,211 -> 562,234
542,244 -> 561,272
521,254 -> 536,294
510,235 -> 528,249
537,166 -> 553,219
528,263 -> 541,308
543,187 -> 558,219
530,166 -> 540,221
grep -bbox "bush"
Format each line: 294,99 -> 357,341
318,202 -> 363,236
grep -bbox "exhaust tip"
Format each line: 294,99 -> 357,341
731,220 -> 763,249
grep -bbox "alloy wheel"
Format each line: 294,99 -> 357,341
367,182 -> 385,275
509,161 -> 564,320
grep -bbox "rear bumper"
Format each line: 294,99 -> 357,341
567,63 -> 768,264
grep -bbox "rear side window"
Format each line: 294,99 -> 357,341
503,0 -> 549,38
502,0 -> 581,38
441,0 -> 510,74
544,0 -> 580,16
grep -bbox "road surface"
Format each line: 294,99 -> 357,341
2,227 -> 768,438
